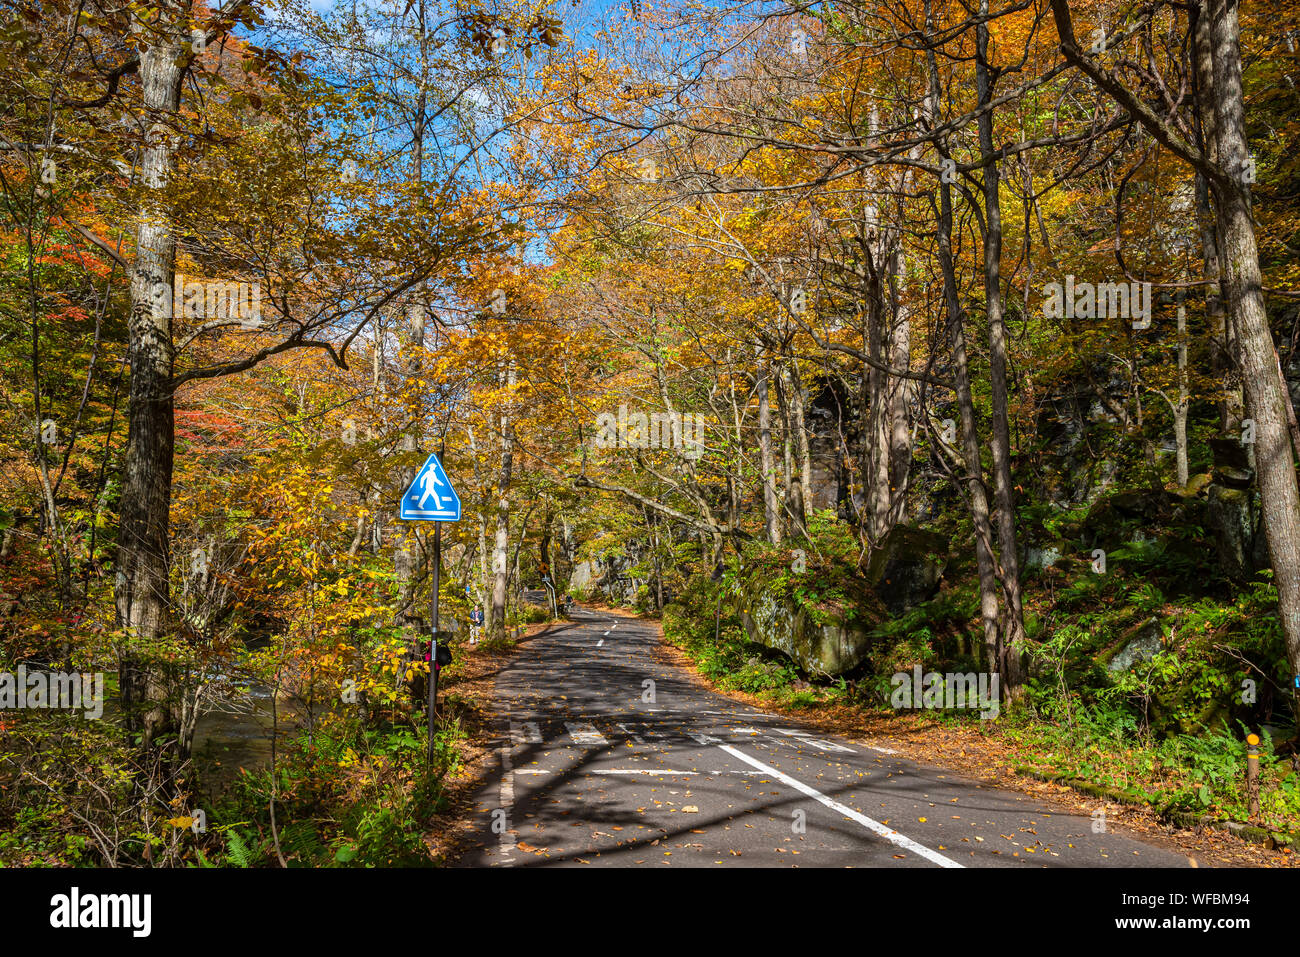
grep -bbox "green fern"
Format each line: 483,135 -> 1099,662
278,821 -> 325,864
224,830 -> 253,868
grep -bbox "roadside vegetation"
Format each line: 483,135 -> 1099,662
4,0 -> 1300,865
656,512 -> 1300,840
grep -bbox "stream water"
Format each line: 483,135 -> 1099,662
192,683 -> 304,794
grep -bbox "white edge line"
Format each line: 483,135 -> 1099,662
589,768 -> 698,775
713,741 -> 963,869
496,737 -> 515,866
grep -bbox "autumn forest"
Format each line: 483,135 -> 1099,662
2,0 -> 1300,876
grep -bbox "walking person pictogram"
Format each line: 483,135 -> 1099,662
416,465 -> 447,510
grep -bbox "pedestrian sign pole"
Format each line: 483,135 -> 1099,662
540,574 -> 557,618
400,449 -> 461,764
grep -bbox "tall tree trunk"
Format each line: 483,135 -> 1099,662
757,359 -> 781,545
886,246 -> 913,523
490,362 -> 514,638
777,374 -> 795,534
863,269 -> 893,541
976,2 -> 1026,694
938,224 -> 1001,665
929,35 -> 1002,672
1174,287 -> 1190,487
396,42 -> 428,665
1206,0 -> 1300,708
116,13 -> 186,754
1192,3 -> 1241,432
784,356 -> 812,534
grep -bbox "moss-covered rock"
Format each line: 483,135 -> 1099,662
865,526 -> 949,615
1204,484 -> 1255,581
737,580 -> 885,676
733,525 -> 945,675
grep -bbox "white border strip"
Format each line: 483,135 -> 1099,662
691,734 -> 962,868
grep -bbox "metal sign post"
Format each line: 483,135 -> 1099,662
540,574 -> 557,618
400,449 -> 461,766
429,520 -> 442,732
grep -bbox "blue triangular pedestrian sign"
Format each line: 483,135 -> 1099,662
400,452 -> 461,521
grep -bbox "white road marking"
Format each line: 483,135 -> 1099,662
564,721 -> 608,746
513,769 -> 550,775
866,744 -> 900,755
616,723 -> 647,744
495,737 -> 516,867
589,768 -> 698,775
510,721 -> 542,745
807,738 -> 855,753
688,733 -> 962,868
773,728 -> 856,754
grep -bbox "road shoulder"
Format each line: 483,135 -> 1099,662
645,612 -> 1296,869
425,622 -> 554,865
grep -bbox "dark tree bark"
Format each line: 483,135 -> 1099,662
1048,0 -> 1300,718
757,359 -> 782,545
1205,0 -> 1300,710
115,11 -> 186,754
975,0 -> 1026,694
928,36 -> 1003,674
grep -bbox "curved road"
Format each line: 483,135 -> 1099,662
455,605 -> 1188,868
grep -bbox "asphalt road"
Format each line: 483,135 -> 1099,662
454,605 -> 1189,868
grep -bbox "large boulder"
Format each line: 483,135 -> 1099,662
569,560 -> 599,592
1102,617 -> 1164,672
1081,480 -> 1266,582
1204,484 -> 1255,581
865,526 -> 949,615
737,582 -> 884,676
734,525 -> 946,675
